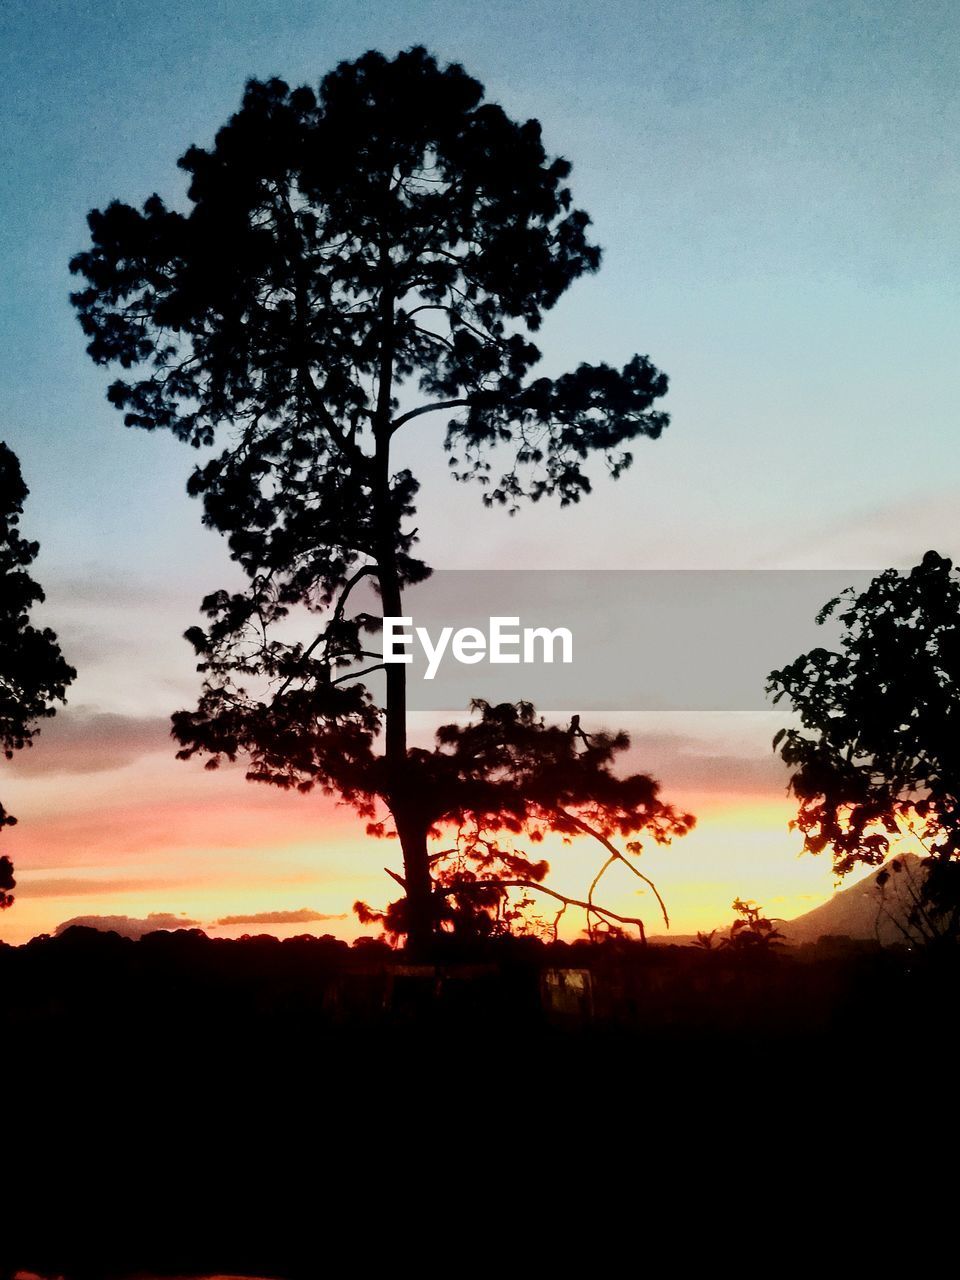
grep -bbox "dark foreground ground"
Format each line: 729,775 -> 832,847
2,926 -> 956,1276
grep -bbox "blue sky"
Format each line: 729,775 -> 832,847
0,1 -> 957,941
1,0 -> 957,583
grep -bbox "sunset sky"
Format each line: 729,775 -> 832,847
1,0 -> 958,945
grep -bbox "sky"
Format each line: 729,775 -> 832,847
1,0 -> 958,944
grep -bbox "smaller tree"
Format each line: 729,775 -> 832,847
721,899 -> 784,952
0,443 -> 76,908
768,551 -> 960,944
0,853 -> 13,911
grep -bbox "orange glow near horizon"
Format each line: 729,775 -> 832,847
0,732 -> 851,946
0,706 -> 877,947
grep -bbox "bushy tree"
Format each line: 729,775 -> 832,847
0,443 -> 76,908
769,551 -> 960,944
70,47 -> 687,948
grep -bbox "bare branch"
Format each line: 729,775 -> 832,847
434,878 -> 648,940
330,662 -> 387,686
298,364 -> 372,470
556,807 -> 670,929
587,854 -> 617,942
390,398 -> 474,434
274,564 -> 377,698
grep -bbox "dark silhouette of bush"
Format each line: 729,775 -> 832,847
722,898 -> 785,952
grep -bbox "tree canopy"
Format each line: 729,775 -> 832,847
70,47 -> 684,947
0,443 -> 76,908
768,551 -> 960,943
356,699 -> 693,942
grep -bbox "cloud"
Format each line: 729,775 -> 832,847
47,565 -> 243,611
15,876 -> 175,898
619,731 -> 790,796
54,911 -> 201,939
9,708 -> 170,776
651,748 -> 787,794
213,908 -> 348,926
771,489 -> 960,570
46,571 -> 173,609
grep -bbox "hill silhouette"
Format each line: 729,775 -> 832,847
779,852 -> 925,946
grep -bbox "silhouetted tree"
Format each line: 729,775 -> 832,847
769,551 -> 960,945
0,853 -> 13,911
0,443 -> 76,907
70,47 -> 685,948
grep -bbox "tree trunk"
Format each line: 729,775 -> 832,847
373,266 -> 434,953
379,596 -> 435,951
379,568 -> 434,952
378,565 -> 433,952
394,808 -> 434,956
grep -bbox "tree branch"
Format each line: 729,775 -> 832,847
390,398 -> 474,434
587,854 -> 617,942
298,364 -> 372,470
555,808 -> 670,928
433,878 -> 648,939
330,662 -> 387,686
274,564 -> 377,698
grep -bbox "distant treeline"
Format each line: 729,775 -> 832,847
0,922 -> 947,1042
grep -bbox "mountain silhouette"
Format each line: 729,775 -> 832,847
779,852 -> 926,946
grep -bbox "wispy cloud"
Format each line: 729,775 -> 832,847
14,876 -> 181,898
9,708 -> 169,776
213,908 -> 348,926
770,489 -> 960,570
619,730 -> 790,796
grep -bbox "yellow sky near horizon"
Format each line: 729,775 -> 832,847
0,723 -> 855,947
